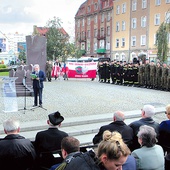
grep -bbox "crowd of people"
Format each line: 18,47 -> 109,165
0,104 -> 170,170
98,59 -> 170,91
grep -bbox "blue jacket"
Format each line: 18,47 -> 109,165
32,70 -> 45,88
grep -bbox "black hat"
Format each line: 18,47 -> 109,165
48,111 -> 64,126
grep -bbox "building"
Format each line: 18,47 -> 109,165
75,0 -> 170,62
75,0 -> 113,58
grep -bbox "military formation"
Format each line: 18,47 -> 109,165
98,59 -> 170,91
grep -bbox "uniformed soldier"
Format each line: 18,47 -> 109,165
99,62 -> 104,82
110,60 -> 116,84
155,62 -> 162,90
117,61 -> 123,85
166,65 -> 170,91
46,60 -> 53,82
138,61 -> 144,87
115,61 -> 120,84
161,63 -> 168,91
123,64 -> 128,85
127,63 -> 134,86
133,63 -> 139,86
144,59 -> 150,88
149,60 -> 156,89
105,61 -> 111,83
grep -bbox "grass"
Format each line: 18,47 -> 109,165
0,72 -> 9,76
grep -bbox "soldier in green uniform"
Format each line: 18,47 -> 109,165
166,65 -> 170,91
46,60 -> 53,82
149,60 -> 156,89
144,59 -> 150,88
161,63 -> 168,91
155,62 -> 162,90
138,61 -> 144,87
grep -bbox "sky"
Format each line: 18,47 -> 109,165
0,0 -> 85,38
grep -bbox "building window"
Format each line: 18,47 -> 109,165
131,36 -> 136,46
122,3 -> 126,13
87,41 -> 90,51
155,0 -> 161,5
94,29 -> 97,37
105,0 -> 109,7
94,15 -> 97,24
132,18 -> 137,29
101,13 -> 104,22
87,30 -> 90,38
116,22 -> 120,32
101,28 -> 104,37
77,20 -> 80,27
99,40 -> 104,48
106,41 -> 110,50
116,5 -> 120,14
87,17 -> 90,25
94,3 -> 98,10
154,14 -> 160,25
166,0 -> 170,3
132,0 -> 137,11
154,34 -> 156,45
122,21 -> 126,31
165,12 -> 170,23
88,6 -> 91,12
122,38 -> 125,47
107,26 -> 110,36
107,12 -> 110,21
141,16 -> 147,27
94,42 -> 97,51
116,39 -> 119,47
142,0 -> 147,8
82,19 -> 85,27
141,35 -> 146,45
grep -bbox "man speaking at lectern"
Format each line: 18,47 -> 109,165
31,64 -> 45,107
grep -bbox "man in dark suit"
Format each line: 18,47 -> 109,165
92,111 -> 134,148
32,64 -> 45,107
34,111 -> 68,155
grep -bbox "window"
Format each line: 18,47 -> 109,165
87,40 -> 90,51
141,35 -> 146,45
94,42 -> 97,51
132,18 -> 137,29
122,38 -> 125,47
142,0 -> 147,8
166,0 -> 170,3
107,26 -> 110,36
116,5 -> 120,14
141,16 -> 147,27
155,0 -> 161,5
94,15 -> 97,24
106,41 -> 110,50
82,19 -> 85,27
88,6 -> 91,12
165,12 -> 170,23
116,22 -> 120,32
116,39 -> 119,47
101,13 -> 104,22
131,36 -> 136,46
87,30 -> 90,38
122,21 -> 126,31
154,34 -> 156,45
101,28 -> 104,37
132,0 -> 137,11
107,12 -> 110,21
94,3 -> 98,10
94,29 -> 97,37
87,17 -> 90,25
105,0 -> 109,7
77,20 -> 80,27
154,14 -> 160,25
122,3 -> 126,13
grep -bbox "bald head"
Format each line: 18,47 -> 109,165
114,111 -> 125,121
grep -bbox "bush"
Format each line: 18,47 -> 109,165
0,64 -> 7,69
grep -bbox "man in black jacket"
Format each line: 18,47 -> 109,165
129,104 -> 160,151
0,118 -> 36,170
92,111 -> 133,147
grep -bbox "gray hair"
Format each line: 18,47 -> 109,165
3,118 -> 20,132
142,105 -> 155,117
137,125 -> 157,147
114,111 -> 125,121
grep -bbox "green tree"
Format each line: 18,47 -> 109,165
18,50 -> 26,63
155,22 -> 169,62
46,17 -> 69,61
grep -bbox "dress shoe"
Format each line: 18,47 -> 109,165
39,104 -> 42,107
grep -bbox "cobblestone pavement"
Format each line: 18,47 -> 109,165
0,77 -> 169,124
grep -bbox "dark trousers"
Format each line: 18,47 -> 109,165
33,87 -> 43,105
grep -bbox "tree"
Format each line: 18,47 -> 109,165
18,50 -> 26,63
46,17 -> 69,61
155,22 -> 169,62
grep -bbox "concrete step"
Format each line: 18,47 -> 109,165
0,107 -> 165,145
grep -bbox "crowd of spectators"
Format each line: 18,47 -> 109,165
0,104 -> 170,170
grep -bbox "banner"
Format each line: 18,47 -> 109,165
67,62 -> 97,78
